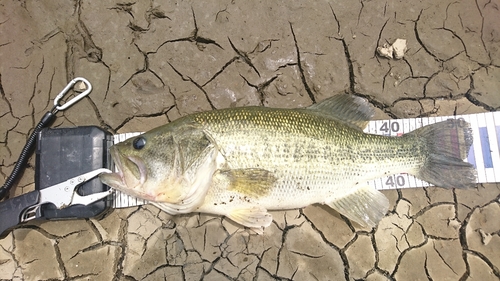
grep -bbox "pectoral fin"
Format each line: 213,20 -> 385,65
227,206 -> 273,234
326,186 -> 389,228
215,168 -> 277,198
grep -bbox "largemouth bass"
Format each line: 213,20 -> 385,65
100,95 -> 476,233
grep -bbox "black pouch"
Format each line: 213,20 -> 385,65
35,126 -> 113,219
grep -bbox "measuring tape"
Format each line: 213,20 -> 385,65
111,112 -> 500,208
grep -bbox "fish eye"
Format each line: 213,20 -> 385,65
133,137 -> 147,150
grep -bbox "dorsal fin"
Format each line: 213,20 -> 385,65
306,94 -> 374,130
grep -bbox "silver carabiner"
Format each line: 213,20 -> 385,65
53,77 -> 92,111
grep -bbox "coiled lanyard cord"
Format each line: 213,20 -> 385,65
0,78 -> 92,200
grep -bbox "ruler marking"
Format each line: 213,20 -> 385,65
479,127 -> 493,168
470,114 -> 486,182
488,112 -> 500,182
478,113 -> 496,182
497,125 -> 500,157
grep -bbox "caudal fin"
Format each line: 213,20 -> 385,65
408,119 -> 476,188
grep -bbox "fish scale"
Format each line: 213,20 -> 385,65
192,107 -> 424,209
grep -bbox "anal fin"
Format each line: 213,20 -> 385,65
326,186 -> 389,228
227,205 -> 273,234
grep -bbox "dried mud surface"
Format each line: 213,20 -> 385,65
1,1 -> 499,280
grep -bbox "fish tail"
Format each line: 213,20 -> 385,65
407,119 -> 476,188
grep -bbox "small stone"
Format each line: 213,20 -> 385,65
392,39 -> 407,59
73,81 -> 88,93
448,218 -> 462,230
478,229 -> 493,245
376,39 -> 407,60
377,43 -> 393,59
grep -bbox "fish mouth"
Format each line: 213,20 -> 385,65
100,146 -> 147,191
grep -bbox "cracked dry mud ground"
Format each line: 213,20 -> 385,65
0,0 -> 499,280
